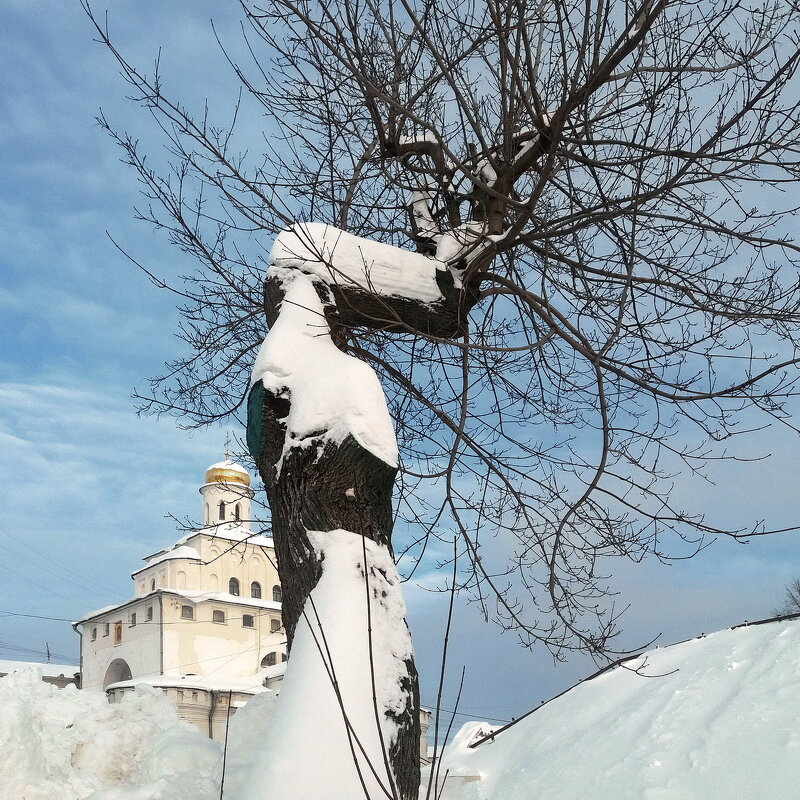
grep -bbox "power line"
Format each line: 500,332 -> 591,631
0,610 -> 75,622
0,640 -> 77,664
0,562 -> 86,609
0,540 -> 120,602
3,530 -> 122,596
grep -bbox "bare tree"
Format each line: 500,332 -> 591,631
83,0 -> 800,794
774,578 -> 800,617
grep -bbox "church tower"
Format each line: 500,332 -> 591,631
200,457 -> 253,526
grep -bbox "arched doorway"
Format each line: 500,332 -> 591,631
103,658 -> 132,689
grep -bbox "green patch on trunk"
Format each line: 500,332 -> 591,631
246,381 -> 265,462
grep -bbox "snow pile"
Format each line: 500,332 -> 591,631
433,617 -> 800,800
251,268 -> 398,467
0,667 -> 221,800
216,691 -> 279,798
234,528 -> 414,800
271,222 -> 445,302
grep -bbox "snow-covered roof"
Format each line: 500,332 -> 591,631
169,589 -> 282,611
74,603 -> 125,624
143,544 -> 201,568
106,671 -> 270,695
206,459 -> 248,475
0,660 -> 79,678
140,524 -> 274,567
433,615 -> 800,800
197,524 -> 274,549
76,589 -> 281,625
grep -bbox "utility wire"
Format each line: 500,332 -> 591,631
3,530 -> 123,596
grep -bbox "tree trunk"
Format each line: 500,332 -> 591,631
247,275 -> 421,799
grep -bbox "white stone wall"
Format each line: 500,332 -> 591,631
80,598 -> 163,691
160,594 -> 284,680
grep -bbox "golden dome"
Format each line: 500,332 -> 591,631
204,460 -> 251,487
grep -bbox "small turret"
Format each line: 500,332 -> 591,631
199,457 -> 253,527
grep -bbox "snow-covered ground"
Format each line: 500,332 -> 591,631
431,616 -> 800,800
3,616 -> 798,799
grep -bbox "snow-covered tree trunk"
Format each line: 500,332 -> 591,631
245,234 -> 445,797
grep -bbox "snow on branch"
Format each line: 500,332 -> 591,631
271,222 -> 449,303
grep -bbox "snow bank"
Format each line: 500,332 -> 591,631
234,528 -> 414,800
0,667 -> 221,800
251,268 -> 398,467
433,618 -> 800,800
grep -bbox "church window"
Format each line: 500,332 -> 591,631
205,503 -> 209,524
251,581 -> 262,599
146,606 -> 153,622
213,610 -> 225,624
218,501 -> 226,520
114,623 -> 122,644
272,585 -> 282,603
261,652 -> 277,667
150,578 -> 156,591
270,618 -> 281,633
235,503 -> 241,521
242,614 -> 255,628
103,623 -> 110,637
129,612 -> 137,627
91,627 -> 97,641
229,578 -> 240,596
282,653 -> 287,662
181,605 -> 194,620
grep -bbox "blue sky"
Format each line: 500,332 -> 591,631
2,0 -> 800,737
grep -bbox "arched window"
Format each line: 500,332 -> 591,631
261,652 -> 277,667
181,605 -> 194,620
235,503 -> 241,521
229,578 -> 240,596
205,503 -> 209,524
242,614 -> 255,628
213,610 -> 225,624
251,581 -> 262,599
150,578 -> 155,592
218,500 -> 226,520
272,585 -> 282,603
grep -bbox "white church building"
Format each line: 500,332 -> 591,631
74,457 -> 286,740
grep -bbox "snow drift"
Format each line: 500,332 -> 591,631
0,667 -> 221,800
4,616 -> 799,799
432,616 -> 800,800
